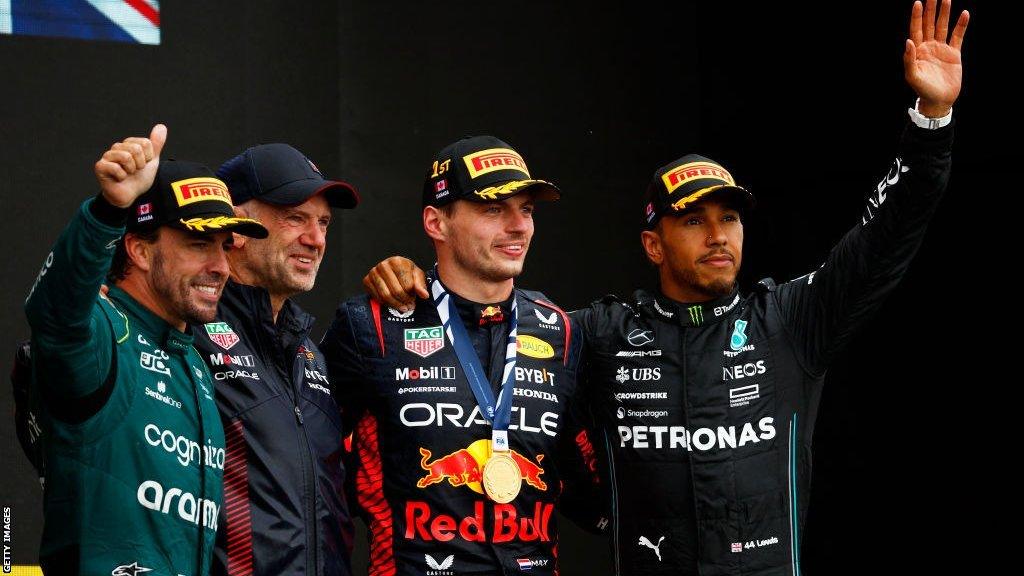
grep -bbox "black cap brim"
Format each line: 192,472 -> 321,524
254,179 -> 360,209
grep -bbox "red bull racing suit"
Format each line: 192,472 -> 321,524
577,122 -> 954,575
321,282 -> 599,575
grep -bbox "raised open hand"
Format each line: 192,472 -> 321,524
905,0 -> 970,117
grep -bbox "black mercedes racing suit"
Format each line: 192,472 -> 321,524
577,121 -> 953,575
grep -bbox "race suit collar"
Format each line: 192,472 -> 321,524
449,290 -> 514,328
635,286 -> 742,327
426,268 -> 514,328
219,280 -> 316,347
105,285 -> 195,354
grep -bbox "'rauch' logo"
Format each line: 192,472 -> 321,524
404,326 -> 445,358
517,335 -> 554,359
205,322 -> 240,350
730,320 -> 748,351
687,305 -> 704,325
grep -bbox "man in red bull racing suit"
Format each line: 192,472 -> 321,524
320,136 -> 600,575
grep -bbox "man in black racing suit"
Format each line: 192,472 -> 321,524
363,2 -> 970,573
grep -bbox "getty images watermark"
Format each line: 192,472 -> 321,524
3,506 -> 11,573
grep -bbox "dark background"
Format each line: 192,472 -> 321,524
0,1 -> 996,573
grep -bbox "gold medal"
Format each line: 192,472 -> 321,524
482,450 -> 522,503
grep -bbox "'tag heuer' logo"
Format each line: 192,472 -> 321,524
404,326 -> 445,358
464,148 -> 530,179
661,162 -> 735,194
171,177 -> 232,208
205,322 -> 240,350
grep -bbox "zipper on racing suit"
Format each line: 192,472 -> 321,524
680,325 -> 701,576
290,340 -> 321,575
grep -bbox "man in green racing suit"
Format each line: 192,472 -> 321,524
24,124 -> 268,576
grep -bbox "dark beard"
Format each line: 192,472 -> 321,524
671,265 -> 735,300
151,249 -> 218,325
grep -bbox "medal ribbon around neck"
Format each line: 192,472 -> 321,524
430,269 -> 518,454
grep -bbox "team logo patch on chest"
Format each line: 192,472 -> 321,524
516,335 -> 554,359
204,321 -> 240,350
404,326 -> 445,358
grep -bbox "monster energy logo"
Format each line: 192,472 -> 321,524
687,305 -> 704,325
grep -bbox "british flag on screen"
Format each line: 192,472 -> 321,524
1,0 -> 160,45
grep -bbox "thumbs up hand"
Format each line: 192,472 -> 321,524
94,124 -> 168,208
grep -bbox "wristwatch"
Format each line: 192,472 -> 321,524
907,98 -> 953,129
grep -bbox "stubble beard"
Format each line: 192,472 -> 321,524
151,249 -> 219,325
450,236 -> 525,284
672,265 -> 735,300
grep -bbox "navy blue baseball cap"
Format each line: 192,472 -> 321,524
217,143 -> 359,209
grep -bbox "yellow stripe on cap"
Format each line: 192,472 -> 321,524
463,148 -> 531,179
669,185 -> 733,212
179,216 -> 262,232
171,177 -> 233,208
661,161 -> 735,194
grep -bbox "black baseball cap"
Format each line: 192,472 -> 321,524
422,135 -> 560,207
127,159 -> 268,238
642,153 -> 755,230
217,143 -> 359,209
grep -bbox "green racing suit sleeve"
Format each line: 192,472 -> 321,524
24,197 -> 128,404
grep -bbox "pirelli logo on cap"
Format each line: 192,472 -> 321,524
172,177 -> 233,208
661,162 -> 735,194
464,148 -> 530,179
